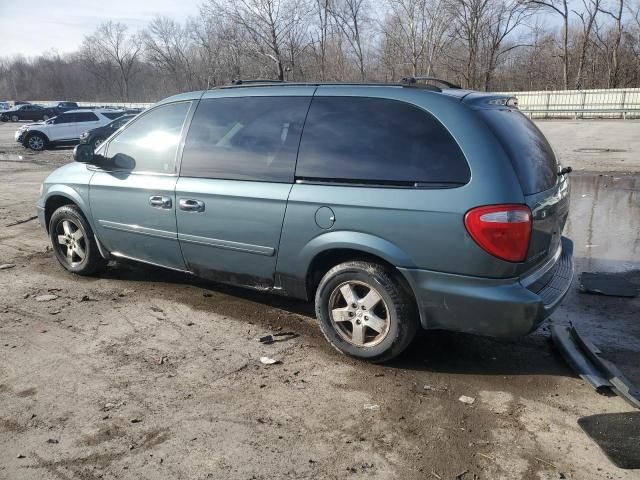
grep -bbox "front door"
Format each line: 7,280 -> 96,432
175,91 -> 314,286
49,113 -> 78,141
89,101 -> 193,270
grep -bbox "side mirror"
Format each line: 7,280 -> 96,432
111,153 -> 136,171
73,144 -> 95,164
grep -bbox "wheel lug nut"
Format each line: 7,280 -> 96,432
352,303 -> 357,308
361,306 -> 366,310
349,312 -> 354,317
364,316 -> 368,321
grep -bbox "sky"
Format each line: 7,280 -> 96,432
0,0 -> 202,58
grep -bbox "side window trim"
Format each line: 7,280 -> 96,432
103,100 -> 196,176
174,96 -> 203,177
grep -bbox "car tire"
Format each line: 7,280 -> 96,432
11,114 -> 19,122
315,261 -> 418,363
0,114 -> 8,122
49,205 -> 106,276
25,132 -> 47,151
43,114 -> 50,121
91,137 -> 105,150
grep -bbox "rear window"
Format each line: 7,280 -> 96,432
477,109 -> 558,195
296,97 -> 470,186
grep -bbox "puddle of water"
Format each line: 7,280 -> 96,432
565,174 -> 640,272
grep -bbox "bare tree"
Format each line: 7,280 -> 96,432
143,16 -> 197,91
386,0 -> 428,76
481,0 -> 533,90
310,0 -> 332,79
204,0 -> 307,81
598,0 -> 625,86
451,0 -> 491,89
573,0 -> 601,88
529,0 -> 570,89
330,0 -> 369,80
81,22 -> 142,101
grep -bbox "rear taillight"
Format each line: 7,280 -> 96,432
464,204 -> 532,262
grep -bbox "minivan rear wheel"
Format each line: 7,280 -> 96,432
315,261 -> 418,363
49,205 -> 105,276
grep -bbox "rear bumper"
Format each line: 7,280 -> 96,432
399,237 -> 574,338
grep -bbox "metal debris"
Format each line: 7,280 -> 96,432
35,294 -> 58,302
459,395 -> 475,405
259,356 -> 281,365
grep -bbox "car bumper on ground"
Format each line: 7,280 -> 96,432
398,237 -> 574,338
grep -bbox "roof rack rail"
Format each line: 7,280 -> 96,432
401,76 -> 461,89
231,79 -> 286,85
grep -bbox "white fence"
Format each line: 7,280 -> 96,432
31,87 -> 640,119
498,88 -> 640,119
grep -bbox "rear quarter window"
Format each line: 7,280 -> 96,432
296,97 -> 470,186
476,109 -> 558,195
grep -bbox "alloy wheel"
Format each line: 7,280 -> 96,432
11,115 -> 18,122
54,219 -> 87,267
329,280 -> 391,347
28,136 -> 44,151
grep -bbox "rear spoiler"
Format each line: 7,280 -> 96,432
462,92 -> 519,108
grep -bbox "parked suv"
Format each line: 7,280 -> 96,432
36,81 -> 572,362
79,113 -> 137,150
16,109 -> 125,151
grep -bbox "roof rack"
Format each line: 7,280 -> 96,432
231,79 -> 286,85
401,76 -> 461,89
214,80 -> 442,92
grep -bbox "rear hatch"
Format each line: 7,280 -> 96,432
471,101 -> 570,274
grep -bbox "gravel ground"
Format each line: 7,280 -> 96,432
0,120 -> 639,480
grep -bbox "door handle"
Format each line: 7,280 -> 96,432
149,195 -> 172,209
179,198 -> 205,212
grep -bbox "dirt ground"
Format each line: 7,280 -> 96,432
1,120 -> 639,480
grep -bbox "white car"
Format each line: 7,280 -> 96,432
15,109 -> 125,151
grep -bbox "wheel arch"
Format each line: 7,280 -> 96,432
25,129 -> 50,143
295,232 -> 421,322
43,189 -> 92,233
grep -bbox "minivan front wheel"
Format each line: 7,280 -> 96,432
49,205 -> 105,275
315,261 -> 417,363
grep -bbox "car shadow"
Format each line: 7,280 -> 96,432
389,329 -> 573,377
101,258 -> 315,318
99,259 -> 574,377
